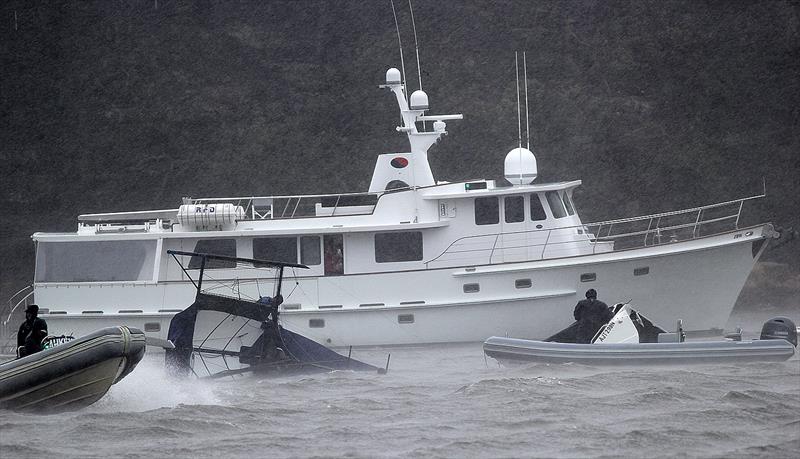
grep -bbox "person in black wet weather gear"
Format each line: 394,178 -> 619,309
17,304 -> 48,358
573,289 -> 613,344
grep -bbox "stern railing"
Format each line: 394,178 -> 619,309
1,285 -> 33,355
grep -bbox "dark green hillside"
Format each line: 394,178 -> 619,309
1,1 -> 798,310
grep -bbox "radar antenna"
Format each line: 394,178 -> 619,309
524,51 -> 531,150
390,0 -> 408,102
408,0 -> 423,91
515,52 -> 522,148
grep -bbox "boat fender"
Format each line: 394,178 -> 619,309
760,317 -> 797,347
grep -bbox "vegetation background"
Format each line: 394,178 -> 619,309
1,1 -> 798,316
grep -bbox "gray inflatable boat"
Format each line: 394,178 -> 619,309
0,326 -> 146,413
484,305 -> 797,366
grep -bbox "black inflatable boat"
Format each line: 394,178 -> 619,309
0,326 -> 146,413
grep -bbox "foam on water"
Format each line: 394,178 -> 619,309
89,357 -> 222,413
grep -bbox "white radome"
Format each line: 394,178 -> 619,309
504,147 -> 537,185
386,68 -> 401,85
409,90 -> 429,111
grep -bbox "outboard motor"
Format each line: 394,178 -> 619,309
760,317 -> 798,347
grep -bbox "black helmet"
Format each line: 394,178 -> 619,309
25,304 -> 39,314
585,289 -> 597,299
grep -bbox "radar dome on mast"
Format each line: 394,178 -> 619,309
409,90 -> 429,110
504,147 -> 537,185
386,68 -> 402,85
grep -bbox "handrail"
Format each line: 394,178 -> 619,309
425,194 -> 763,267
1,285 -> 34,350
3,285 -> 33,328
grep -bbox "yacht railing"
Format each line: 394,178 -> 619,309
191,191 -> 382,220
425,194 -> 765,267
0,284 -> 33,355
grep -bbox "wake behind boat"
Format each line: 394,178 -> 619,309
483,304 -> 797,366
0,326 -> 146,413
164,251 -> 381,378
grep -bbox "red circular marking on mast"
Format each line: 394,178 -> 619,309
391,157 -> 409,168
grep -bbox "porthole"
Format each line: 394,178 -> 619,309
463,283 -> 480,293
398,314 -> 415,324
515,279 -> 532,289
309,319 -> 325,328
634,267 -> 650,276
318,304 -> 341,309
119,309 -> 143,314
282,303 -> 301,310
580,273 -> 596,282
144,322 -> 161,332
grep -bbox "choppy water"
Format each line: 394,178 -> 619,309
2,319 -> 799,458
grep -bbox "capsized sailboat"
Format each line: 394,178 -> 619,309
164,251 -> 381,378
483,303 -> 797,366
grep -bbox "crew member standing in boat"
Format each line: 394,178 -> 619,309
17,304 -> 48,358
573,289 -> 613,344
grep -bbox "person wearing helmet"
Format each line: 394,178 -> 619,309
573,289 -> 613,344
17,304 -> 48,358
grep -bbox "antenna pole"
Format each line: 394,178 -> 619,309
524,51 -> 530,150
408,0 -> 422,91
515,52 -> 522,149
390,0 -> 408,102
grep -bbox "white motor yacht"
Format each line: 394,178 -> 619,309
5,66 -> 778,347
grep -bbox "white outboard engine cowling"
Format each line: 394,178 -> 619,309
760,317 -> 797,347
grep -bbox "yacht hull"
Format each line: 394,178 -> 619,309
35,226 -> 768,347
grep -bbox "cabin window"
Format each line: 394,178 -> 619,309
515,278 -> 532,289
546,191 -> 567,218
463,283 -> 480,293
474,197 -> 499,225
35,240 -> 157,282
562,192 -> 576,216
398,314 -> 415,324
386,180 -> 410,191
300,236 -> 321,265
253,237 -> 297,264
309,319 -> 325,328
580,273 -> 596,282
375,231 -> 423,262
504,195 -> 525,223
144,322 -> 161,332
189,239 -> 236,269
324,234 -> 344,275
530,194 -> 547,221
634,267 -> 650,276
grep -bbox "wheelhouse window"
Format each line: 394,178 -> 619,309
545,191 -> 567,218
562,192 -> 576,216
253,237 -> 297,264
300,236 -> 321,265
474,197 -> 499,225
190,239 -> 236,269
504,195 -> 525,223
375,231 -> 423,263
35,240 -> 157,282
530,194 -> 547,221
